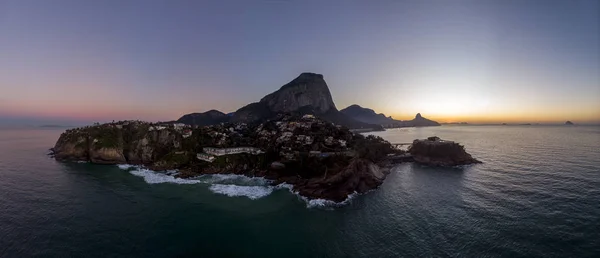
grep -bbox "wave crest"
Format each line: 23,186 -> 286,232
209,184 -> 273,200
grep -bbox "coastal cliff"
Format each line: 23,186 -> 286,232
52,115 -> 398,201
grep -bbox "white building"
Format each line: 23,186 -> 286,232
203,147 -> 264,156
196,153 -> 215,162
173,123 -> 187,129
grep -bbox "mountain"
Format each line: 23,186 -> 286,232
565,121 -> 574,125
177,110 -> 229,126
260,73 -> 337,113
340,104 -> 440,128
340,104 -> 397,125
227,73 -> 382,130
408,113 -> 440,127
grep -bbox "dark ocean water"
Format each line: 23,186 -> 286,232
0,125 -> 599,257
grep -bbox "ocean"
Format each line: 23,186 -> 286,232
0,125 -> 599,257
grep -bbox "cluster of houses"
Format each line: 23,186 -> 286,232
64,120 -> 148,135
147,123 -> 193,138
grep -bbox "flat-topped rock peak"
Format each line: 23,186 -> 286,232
259,72 -> 337,114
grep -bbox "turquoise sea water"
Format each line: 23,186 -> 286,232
0,125 -> 599,257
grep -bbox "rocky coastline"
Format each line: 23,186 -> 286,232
51,115 -> 480,202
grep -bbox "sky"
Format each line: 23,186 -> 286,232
1,0 -> 599,125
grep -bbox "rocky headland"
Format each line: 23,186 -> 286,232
408,136 -> 481,166
52,115 -> 402,201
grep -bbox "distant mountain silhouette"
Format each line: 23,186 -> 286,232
177,110 -> 229,126
340,105 -> 440,128
565,121 -> 574,125
339,105 -> 396,125
409,113 -> 441,127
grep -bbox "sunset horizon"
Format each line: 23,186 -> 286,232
2,70 -> 599,125
1,0 -> 598,126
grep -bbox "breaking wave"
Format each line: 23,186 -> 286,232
116,164 -> 359,207
209,184 -> 273,200
117,164 -> 138,170
300,192 -> 359,209
129,168 -> 202,185
194,174 -> 271,186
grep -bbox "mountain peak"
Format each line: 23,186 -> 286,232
415,113 -> 422,119
259,72 -> 336,113
297,72 -> 324,79
347,104 -> 363,108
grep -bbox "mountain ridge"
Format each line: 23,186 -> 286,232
340,104 -> 440,128
179,73 -> 382,130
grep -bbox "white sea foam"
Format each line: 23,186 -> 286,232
276,183 -> 358,209
301,192 -> 359,209
129,168 -> 201,185
195,174 -> 271,185
274,183 -> 294,191
209,184 -> 273,200
117,164 -> 138,170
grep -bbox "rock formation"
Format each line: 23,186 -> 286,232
290,158 -> 389,202
260,73 -> 337,114
408,136 -> 480,166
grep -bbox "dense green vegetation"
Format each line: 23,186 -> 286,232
353,135 -> 396,162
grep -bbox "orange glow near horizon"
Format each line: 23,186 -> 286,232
385,105 -> 600,124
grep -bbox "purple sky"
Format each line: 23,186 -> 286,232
1,0 -> 599,124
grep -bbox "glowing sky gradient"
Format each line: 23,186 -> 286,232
1,0 -> 599,124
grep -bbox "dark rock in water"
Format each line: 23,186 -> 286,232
565,121 -> 574,125
293,158 -> 390,202
409,137 -> 481,166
